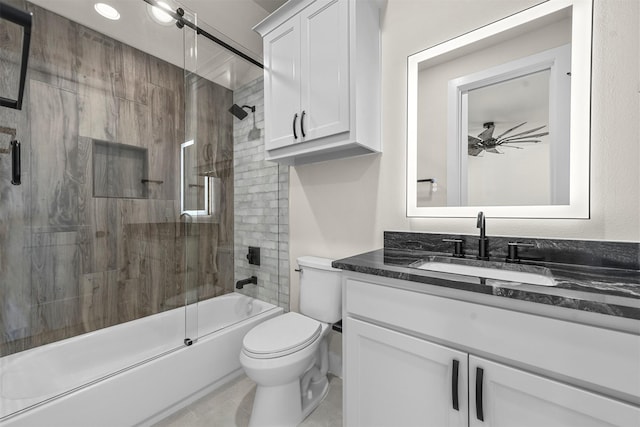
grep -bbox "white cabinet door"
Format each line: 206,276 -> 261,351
345,318 -> 468,427
469,356 -> 640,427
299,0 -> 350,142
263,17 -> 301,150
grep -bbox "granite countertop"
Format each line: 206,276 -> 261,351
333,248 -> 640,322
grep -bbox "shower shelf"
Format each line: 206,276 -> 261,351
92,140 -> 148,199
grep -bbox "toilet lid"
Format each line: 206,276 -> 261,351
243,312 -> 322,359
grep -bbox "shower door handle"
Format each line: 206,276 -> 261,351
292,113 -> 298,139
10,140 -> 20,185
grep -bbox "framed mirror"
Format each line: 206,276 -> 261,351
407,0 -> 592,218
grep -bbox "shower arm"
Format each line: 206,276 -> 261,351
245,105 -> 258,128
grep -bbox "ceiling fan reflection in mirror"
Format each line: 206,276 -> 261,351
468,121 -> 548,156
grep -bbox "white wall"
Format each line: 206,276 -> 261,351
288,0 -> 640,311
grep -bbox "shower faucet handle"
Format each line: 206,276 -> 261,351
247,246 -> 260,266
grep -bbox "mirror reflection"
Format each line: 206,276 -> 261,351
466,70 -> 554,207
180,140 -> 222,220
181,140 -> 208,215
0,19 -> 23,101
407,0 -> 591,218
416,8 -> 571,208
0,2 -> 31,110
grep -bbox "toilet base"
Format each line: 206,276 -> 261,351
300,376 -> 329,421
248,375 -> 329,427
249,379 -> 301,427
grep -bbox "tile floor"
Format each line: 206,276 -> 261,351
153,374 -> 343,427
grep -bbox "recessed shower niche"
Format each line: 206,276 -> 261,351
92,140 -> 150,199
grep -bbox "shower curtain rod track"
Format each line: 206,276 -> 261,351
141,0 -> 263,69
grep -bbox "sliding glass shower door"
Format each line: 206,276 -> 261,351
0,0 -> 198,418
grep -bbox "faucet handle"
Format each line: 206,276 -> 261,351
443,238 -> 465,258
506,242 -> 535,263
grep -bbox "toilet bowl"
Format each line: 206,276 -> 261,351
239,256 -> 341,427
240,313 -> 330,426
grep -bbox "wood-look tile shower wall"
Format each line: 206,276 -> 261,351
0,1 -> 234,356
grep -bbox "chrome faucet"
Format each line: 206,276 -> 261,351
477,211 -> 489,260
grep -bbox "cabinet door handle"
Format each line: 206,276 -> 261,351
11,140 -> 20,186
451,359 -> 459,411
475,367 -> 484,421
292,113 -> 298,139
301,110 -> 306,137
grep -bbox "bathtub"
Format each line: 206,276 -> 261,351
0,292 -> 282,426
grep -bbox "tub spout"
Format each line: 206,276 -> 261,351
236,276 -> 257,289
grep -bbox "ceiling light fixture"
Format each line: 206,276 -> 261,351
94,3 -> 120,20
148,1 -> 174,25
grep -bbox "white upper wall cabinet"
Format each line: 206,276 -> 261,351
254,0 -> 384,165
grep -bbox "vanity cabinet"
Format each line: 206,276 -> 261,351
254,0 -> 383,165
344,276 -> 640,426
467,356 -> 640,427
346,318 -> 469,427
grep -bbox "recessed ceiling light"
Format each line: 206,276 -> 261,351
94,3 -> 120,20
148,1 -> 174,25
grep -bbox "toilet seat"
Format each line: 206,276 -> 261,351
243,312 -> 322,359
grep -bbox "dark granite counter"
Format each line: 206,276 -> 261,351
333,233 -> 640,322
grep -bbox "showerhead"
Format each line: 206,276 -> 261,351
229,104 -> 255,120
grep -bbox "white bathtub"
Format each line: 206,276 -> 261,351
0,292 -> 282,426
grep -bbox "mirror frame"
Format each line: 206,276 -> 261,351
407,0 -> 592,218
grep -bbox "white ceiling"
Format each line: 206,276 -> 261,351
468,69 -> 550,135
28,0 -> 286,90
252,0 -> 287,14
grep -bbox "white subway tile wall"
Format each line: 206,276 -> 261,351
233,77 -> 289,310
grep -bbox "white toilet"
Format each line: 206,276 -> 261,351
239,256 -> 342,427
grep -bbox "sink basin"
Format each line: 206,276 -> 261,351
411,256 -> 556,286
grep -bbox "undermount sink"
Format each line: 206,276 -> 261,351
411,256 -> 556,286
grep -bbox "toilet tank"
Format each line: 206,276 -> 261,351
298,256 -> 342,323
